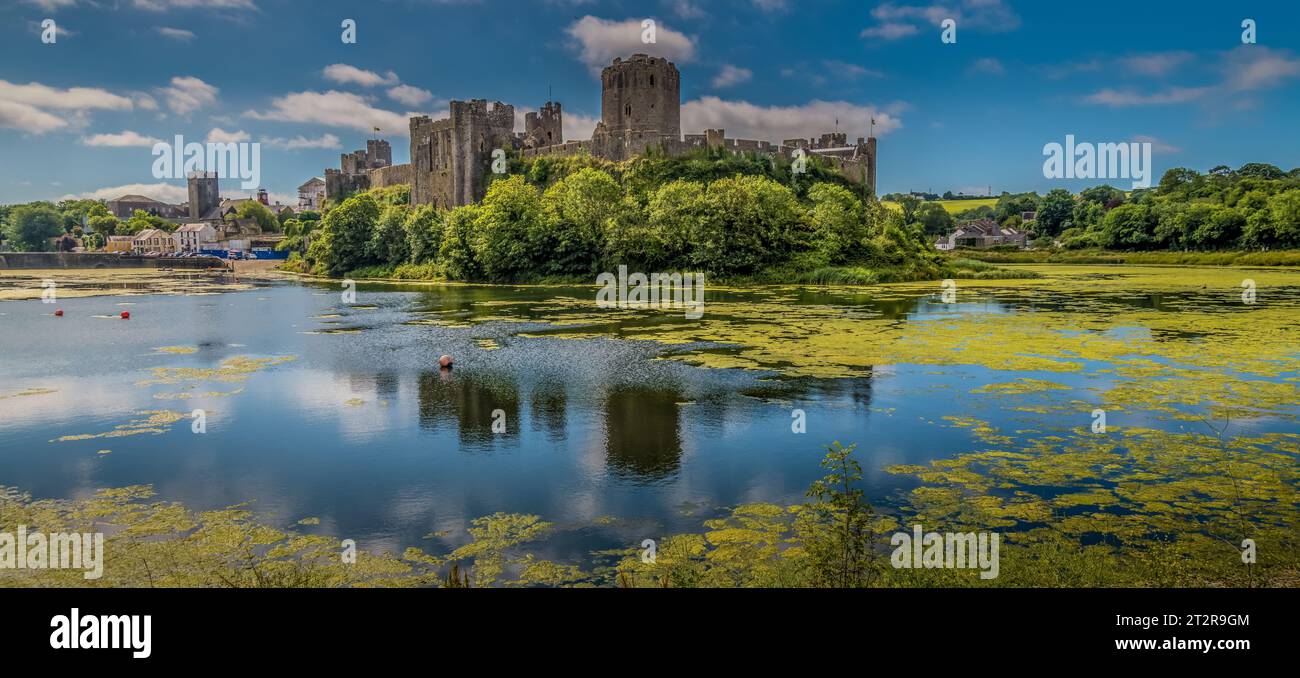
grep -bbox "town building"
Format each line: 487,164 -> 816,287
104,235 -> 135,253
298,177 -> 325,211
131,228 -> 173,255
936,219 -> 1030,250
106,194 -> 186,220
173,223 -> 218,252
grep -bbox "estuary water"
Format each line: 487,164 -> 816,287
1,265 -> 1297,567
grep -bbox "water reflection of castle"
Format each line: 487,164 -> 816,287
406,368 -> 876,482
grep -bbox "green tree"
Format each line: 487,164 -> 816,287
993,192 -> 1040,222
367,204 -> 411,266
1079,184 -> 1125,206
307,193 -> 380,276
807,183 -> 869,264
4,204 -> 65,251
471,176 -> 545,282
896,194 -> 922,225
916,201 -> 954,238
404,205 -> 444,265
236,201 -> 281,233
125,209 -> 172,234
87,214 -> 122,238
539,168 -> 622,276
1100,203 -> 1157,249
438,205 -> 481,280
1036,188 -> 1074,236
693,175 -> 803,274
1188,205 -> 1245,249
1237,163 -> 1285,180
640,179 -> 708,269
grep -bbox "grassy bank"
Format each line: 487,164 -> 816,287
949,248 -> 1300,267
279,256 -> 1037,287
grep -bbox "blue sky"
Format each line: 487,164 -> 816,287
1,0 -> 1298,205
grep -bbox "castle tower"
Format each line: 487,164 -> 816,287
524,101 -> 563,148
366,139 -> 392,169
187,171 -> 219,220
600,54 -> 680,139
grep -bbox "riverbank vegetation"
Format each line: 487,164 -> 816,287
281,151 -> 1030,285
895,163 -> 1300,252
0,199 -> 288,253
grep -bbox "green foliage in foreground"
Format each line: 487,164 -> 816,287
289,153 -> 949,284
4,436 -> 1292,588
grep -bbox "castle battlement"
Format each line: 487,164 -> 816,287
326,55 -> 876,208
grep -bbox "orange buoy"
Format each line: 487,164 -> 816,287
120,311 -> 130,320
438,354 -> 453,368
54,309 -> 63,317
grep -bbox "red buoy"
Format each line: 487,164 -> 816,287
120,311 -> 130,320
54,309 -> 63,317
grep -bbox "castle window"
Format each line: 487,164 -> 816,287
625,104 -> 631,116
650,75 -> 655,86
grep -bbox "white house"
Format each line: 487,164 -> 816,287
298,177 -> 325,211
173,223 -> 218,252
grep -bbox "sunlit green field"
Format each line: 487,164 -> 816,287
883,198 -> 999,214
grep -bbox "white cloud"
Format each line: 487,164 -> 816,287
24,0 -> 77,10
968,57 -> 1005,76
27,19 -> 77,39
668,0 -> 705,19
1132,135 -> 1181,154
245,90 -> 412,136
0,79 -> 133,133
862,0 -> 1019,40
751,0 -> 787,11
28,0 -> 257,9
563,112 -> 600,141
59,182 -> 189,204
1220,46 -> 1300,92
822,60 -> 884,79
388,84 -> 434,107
0,100 -> 70,134
156,26 -> 195,41
206,127 -> 250,143
873,0 -> 1019,30
860,23 -> 917,40
133,92 -> 159,111
0,80 -> 133,111
81,130 -> 162,147
681,97 -> 902,144
262,133 -> 343,150
1083,87 -> 1211,107
712,65 -> 752,89
323,64 -> 399,87
1083,47 -> 1300,109
565,16 -> 696,75
1119,51 -> 1193,77
158,76 -> 217,116
132,0 -> 257,10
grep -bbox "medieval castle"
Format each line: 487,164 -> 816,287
323,54 -> 877,208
